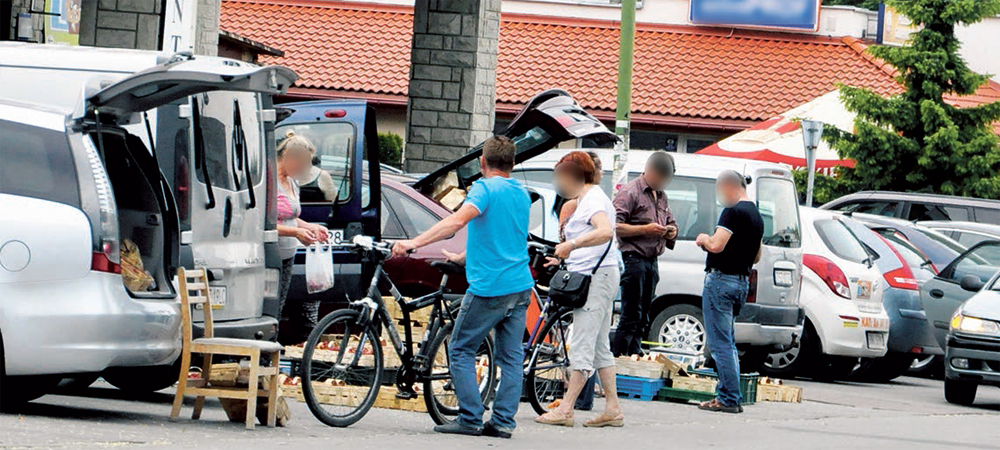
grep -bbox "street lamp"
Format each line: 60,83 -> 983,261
800,119 -> 823,207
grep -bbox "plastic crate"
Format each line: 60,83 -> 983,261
655,386 -> 715,404
616,375 -> 667,401
689,369 -> 758,405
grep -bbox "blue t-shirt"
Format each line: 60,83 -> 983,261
464,176 -> 534,297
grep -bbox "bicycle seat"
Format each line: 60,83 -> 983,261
430,261 -> 464,276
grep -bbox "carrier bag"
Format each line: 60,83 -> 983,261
305,244 -> 335,294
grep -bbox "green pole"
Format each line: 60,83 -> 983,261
612,0 -> 636,193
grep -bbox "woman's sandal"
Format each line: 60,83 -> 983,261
583,411 -> 625,428
535,410 -> 575,427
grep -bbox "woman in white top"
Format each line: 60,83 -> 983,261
536,151 -> 624,428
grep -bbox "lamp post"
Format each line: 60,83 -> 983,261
611,0 -> 636,195
800,120 -> 824,207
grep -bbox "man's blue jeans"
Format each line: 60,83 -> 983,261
449,289 -> 531,431
701,271 -> 749,407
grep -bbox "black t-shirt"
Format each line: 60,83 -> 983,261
706,200 -> 764,276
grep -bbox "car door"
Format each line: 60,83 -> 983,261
921,241 -> 1000,348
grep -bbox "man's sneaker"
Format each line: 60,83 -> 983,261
433,422 -> 483,436
482,422 -> 512,439
698,398 -> 742,414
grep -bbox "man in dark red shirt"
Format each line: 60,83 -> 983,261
612,152 -> 678,356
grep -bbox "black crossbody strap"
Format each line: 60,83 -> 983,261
590,239 -> 614,275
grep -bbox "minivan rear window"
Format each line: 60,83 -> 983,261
0,120 -> 80,208
757,178 -> 801,248
276,122 -> 356,205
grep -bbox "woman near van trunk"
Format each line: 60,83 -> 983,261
276,132 -> 329,344
536,151 -> 624,428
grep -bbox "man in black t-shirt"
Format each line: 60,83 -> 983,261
694,170 -> 764,414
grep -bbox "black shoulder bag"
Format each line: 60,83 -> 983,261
548,240 -> 614,309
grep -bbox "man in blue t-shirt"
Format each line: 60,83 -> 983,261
393,136 -> 532,438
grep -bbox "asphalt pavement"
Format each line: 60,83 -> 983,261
1,376 -> 998,450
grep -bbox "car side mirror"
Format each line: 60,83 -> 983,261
959,275 -> 985,292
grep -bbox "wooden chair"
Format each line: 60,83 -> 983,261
170,268 -> 283,429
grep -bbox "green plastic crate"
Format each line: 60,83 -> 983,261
655,386 -> 715,404
689,369 -> 758,405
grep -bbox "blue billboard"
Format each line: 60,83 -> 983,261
689,0 -> 822,32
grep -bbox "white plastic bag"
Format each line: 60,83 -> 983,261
305,244 -> 335,294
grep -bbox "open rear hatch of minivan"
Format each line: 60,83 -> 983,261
412,89 -> 618,207
77,54 -> 295,298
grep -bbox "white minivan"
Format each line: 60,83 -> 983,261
1,43 -> 296,391
514,150 -> 805,370
0,51 -> 295,404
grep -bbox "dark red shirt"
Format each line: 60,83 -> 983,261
613,176 -> 677,258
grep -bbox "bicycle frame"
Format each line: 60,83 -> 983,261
522,287 -> 572,376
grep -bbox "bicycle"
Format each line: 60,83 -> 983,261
301,236 -> 497,427
522,241 -> 576,415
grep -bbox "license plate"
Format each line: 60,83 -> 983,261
327,229 -> 346,245
774,269 -> 794,287
855,280 -> 872,300
196,287 -> 226,310
860,316 -> 887,329
866,331 -> 886,350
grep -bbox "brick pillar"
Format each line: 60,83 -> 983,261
193,0 -> 220,56
404,0 -> 500,173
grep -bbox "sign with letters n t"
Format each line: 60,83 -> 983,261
161,0 -> 196,53
689,0 -> 821,32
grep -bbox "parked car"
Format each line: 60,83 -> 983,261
821,191 -> 1000,224
941,268 -> 1000,405
0,59 -> 293,408
515,149 -> 805,371
279,90 -> 618,342
762,208 -> 889,380
917,221 -> 1000,248
840,218 -> 942,382
1,43 -> 295,392
850,213 -> 965,273
920,241 -> 1000,352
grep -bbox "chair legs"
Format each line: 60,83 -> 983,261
193,353 -> 213,420
170,348 -> 192,421
266,350 -> 280,427
245,352 -> 260,430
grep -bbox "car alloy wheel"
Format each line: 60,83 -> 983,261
659,314 -> 706,354
766,340 -> 801,370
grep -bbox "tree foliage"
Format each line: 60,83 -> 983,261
377,132 -> 404,168
827,0 -> 1000,199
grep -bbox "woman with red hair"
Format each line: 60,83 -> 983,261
536,151 -> 624,428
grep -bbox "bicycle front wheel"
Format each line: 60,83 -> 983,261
526,307 -> 573,415
302,309 -> 384,427
423,324 -> 497,426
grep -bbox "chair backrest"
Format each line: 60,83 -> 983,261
177,267 -> 213,344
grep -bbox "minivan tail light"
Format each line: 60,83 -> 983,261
746,269 -> 758,303
91,252 -> 122,274
80,138 -> 121,269
803,254 -> 851,299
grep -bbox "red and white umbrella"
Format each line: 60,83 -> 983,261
697,91 -> 855,174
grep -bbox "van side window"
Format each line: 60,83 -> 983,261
757,177 -> 802,248
0,120 -> 80,208
663,176 -> 720,240
908,203 -> 970,221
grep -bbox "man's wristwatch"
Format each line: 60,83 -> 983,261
569,239 -> 578,249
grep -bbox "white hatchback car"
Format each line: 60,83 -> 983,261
763,208 -> 890,380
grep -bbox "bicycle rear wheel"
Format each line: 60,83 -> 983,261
423,324 -> 497,426
526,308 -> 573,415
302,309 -> 384,427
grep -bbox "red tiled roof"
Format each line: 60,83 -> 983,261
220,0 -> 994,127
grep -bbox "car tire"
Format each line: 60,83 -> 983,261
760,321 -> 818,379
648,304 -> 709,358
810,355 -> 859,381
103,360 -> 181,393
944,379 -> 978,406
851,353 -> 915,383
909,355 -> 944,379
